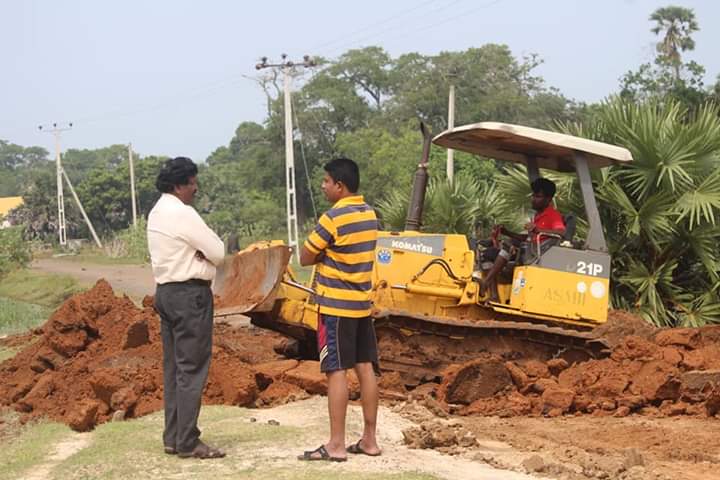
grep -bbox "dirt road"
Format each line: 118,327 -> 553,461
31,258 -> 155,299
5,399 -> 535,480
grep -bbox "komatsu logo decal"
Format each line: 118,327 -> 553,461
390,240 -> 435,254
377,235 -> 445,257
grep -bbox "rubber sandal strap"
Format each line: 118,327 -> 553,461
299,445 -> 329,461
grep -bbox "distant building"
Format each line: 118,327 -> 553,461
0,196 -> 23,229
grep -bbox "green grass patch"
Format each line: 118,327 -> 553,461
53,407 -> 301,480
0,297 -> 52,336
0,412 -> 72,480
0,269 -> 81,308
52,406 -> 438,480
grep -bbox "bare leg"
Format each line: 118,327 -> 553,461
352,362 -> 381,454
323,370 -> 348,459
480,255 -> 507,301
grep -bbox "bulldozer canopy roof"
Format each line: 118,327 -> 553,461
432,122 -> 633,171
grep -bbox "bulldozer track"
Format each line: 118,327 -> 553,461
373,308 -> 610,359
247,304 -> 612,383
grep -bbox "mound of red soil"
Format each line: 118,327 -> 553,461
0,280 -> 402,431
592,310 -> 658,348
435,314 -> 720,418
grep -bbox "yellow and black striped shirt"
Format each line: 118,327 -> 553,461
304,195 -> 378,318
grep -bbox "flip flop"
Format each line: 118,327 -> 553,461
164,446 -> 178,455
346,440 -> 381,457
298,445 -> 347,462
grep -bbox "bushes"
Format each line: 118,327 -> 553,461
104,218 -> 149,261
0,226 -> 31,277
376,171 -> 518,236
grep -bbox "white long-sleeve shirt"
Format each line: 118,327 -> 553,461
147,193 -> 224,284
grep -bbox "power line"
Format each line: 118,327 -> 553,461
379,0 -> 506,45
318,0 -> 467,57
70,75 -> 246,126
290,94 -> 318,222
310,0 -> 440,53
47,0 -> 506,134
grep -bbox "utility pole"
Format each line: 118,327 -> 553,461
447,83 -> 456,184
256,54 -> 316,262
38,122 -> 103,249
128,143 -> 137,228
38,122 -> 72,246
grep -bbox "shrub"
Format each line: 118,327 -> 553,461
0,227 -> 31,277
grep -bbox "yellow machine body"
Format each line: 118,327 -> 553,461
221,122 -> 632,353
276,230 -> 609,334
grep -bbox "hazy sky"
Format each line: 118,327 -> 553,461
2,0 -> 718,162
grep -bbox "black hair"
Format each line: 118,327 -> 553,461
531,177 -> 556,198
324,157 -> 359,193
155,157 -> 198,193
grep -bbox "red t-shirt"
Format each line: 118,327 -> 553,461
532,205 -> 565,242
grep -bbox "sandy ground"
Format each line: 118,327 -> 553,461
16,398 -> 535,480
248,397 -> 535,480
459,414 -> 720,480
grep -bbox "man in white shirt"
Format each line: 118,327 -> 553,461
147,157 -> 226,459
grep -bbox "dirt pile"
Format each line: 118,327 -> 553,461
0,281 -> 406,431
434,314 -> 720,418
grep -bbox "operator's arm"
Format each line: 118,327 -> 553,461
176,207 -> 225,266
535,226 -> 566,236
301,213 -> 336,267
500,226 -> 527,242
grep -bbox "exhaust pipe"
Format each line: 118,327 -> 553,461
404,122 -> 432,231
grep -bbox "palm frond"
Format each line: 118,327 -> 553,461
618,258 -> 679,327
673,289 -> 720,327
376,171 -> 491,235
424,174 -> 483,235
675,224 -> 720,282
673,167 -> 720,228
375,189 -> 410,231
636,191 -> 677,248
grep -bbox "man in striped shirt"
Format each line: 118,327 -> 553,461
297,157 -> 381,462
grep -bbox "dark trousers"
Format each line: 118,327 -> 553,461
154,281 -> 213,453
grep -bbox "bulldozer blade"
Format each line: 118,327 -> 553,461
214,243 -> 292,317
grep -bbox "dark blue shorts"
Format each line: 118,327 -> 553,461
317,313 -> 379,373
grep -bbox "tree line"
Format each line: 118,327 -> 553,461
2,6 -> 719,326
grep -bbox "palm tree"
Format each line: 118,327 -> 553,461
650,6 -> 699,81
497,98 -> 720,326
556,98 -> 720,326
375,171 -> 517,236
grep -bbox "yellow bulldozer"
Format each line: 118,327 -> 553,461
215,122 -> 633,381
